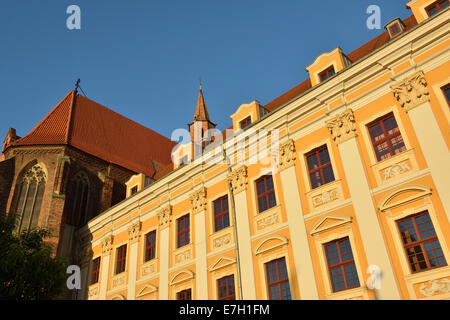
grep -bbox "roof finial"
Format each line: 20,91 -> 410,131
199,77 -> 202,90
74,78 -> 81,93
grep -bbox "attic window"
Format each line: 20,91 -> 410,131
426,0 -> 449,17
389,24 -> 401,37
130,186 -> 138,195
240,117 -> 252,129
385,18 -> 405,39
319,66 -> 335,82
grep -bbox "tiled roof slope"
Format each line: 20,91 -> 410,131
264,15 -> 418,112
13,91 -> 176,178
193,89 -> 211,122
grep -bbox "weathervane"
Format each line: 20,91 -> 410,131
75,78 -> 81,92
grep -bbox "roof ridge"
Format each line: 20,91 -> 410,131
65,90 -> 77,144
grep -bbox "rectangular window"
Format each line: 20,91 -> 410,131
240,117 -> 252,129
177,214 -> 190,248
90,257 -> 101,285
218,275 -> 236,300
214,196 -> 230,232
442,84 -> 450,107
319,66 -> 336,82
177,289 -> 192,300
306,145 -> 335,189
389,24 -> 401,37
426,0 -> 449,17
144,230 -> 156,262
397,211 -> 447,273
265,258 -> 291,300
115,244 -> 127,275
130,186 -> 138,195
256,175 -> 277,213
179,155 -> 189,166
368,113 -> 406,161
324,237 -> 360,292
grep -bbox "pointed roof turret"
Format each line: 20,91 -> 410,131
193,83 -> 211,122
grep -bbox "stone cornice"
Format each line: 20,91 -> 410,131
391,70 -> 430,112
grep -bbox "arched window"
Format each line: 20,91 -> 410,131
15,164 -> 47,232
69,173 -> 90,226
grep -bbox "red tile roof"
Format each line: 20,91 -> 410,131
12,91 -> 176,178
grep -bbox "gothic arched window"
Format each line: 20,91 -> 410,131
69,173 -> 90,226
15,164 -> 47,232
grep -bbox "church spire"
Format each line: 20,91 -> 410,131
193,82 -> 211,122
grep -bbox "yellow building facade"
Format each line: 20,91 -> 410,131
77,1 -> 450,300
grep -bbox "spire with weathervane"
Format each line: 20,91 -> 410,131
188,80 -> 216,145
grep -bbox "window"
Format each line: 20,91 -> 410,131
368,113 -> 406,161
218,275 -> 235,300
179,155 -> 189,166
115,244 -> 127,275
442,84 -> 450,107
389,24 -> 401,37
306,145 -> 335,189
177,214 -> 190,248
90,257 -> 101,285
177,289 -> 192,300
426,0 -> 449,17
69,172 -> 90,226
144,230 -> 156,262
214,196 -> 230,232
15,164 -> 47,232
319,66 -> 335,82
240,117 -> 252,130
324,237 -> 360,292
265,258 -> 291,300
397,211 -> 447,273
256,175 -> 277,213
130,186 -> 138,195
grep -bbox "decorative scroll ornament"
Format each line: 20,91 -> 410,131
279,139 -> 296,171
391,71 -> 430,112
227,166 -> 248,194
101,235 -> 113,256
326,109 -> 357,145
383,161 -> 411,180
23,165 -> 47,183
419,278 -> 450,297
128,221 -> 141,243
157,205 -> 172,229
189,187 -> 207,214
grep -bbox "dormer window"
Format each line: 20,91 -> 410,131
130,186 -> 138,195
385,18 -> 406,39
319,66 -> 335,82
426,0 -> 449,17
240,117 -> 252,129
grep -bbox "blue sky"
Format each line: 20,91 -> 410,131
0,0 -> 412,141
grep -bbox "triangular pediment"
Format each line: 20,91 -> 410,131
136,283 -> 158,298
310,215 -> 352,235
255,236 -> 289,255
378,185 -> 432,212
208,256 -> 236,272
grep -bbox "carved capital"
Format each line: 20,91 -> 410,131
279,139 -> 296,171
101,235 -> 114,256
189,187 -> 207,214
326,109 -> 357,145
227,166 -> 248,194
158,205 -> 172,229
128,221 -> 141,243
391,71 -> 429,112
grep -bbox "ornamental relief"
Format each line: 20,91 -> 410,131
157,205 -> 172,229
112,274 -> 126,289
128,221 -> 141,243
189,187 -> 207,214
175,250 -> 191,264
326,109 -> 357,145
278,139 -> 296,171
256,212 -> 280,230
227,166 -> 248,194
417,277 -> 450,298
88,285 -> 99,298
382,161 -> 411,181
141,262 -> 156,277
213,234 -> 232,248
391,71 -> 430,112
311,188 -> 339,208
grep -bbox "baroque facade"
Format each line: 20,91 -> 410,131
3,0 -> 450,300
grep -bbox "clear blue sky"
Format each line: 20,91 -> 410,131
0,0 -> 412,141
